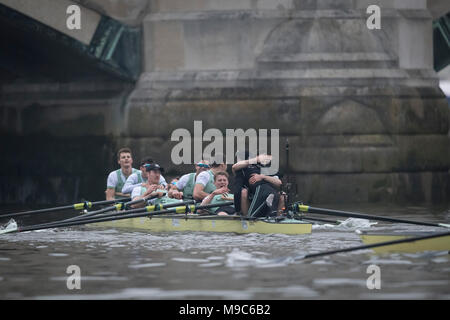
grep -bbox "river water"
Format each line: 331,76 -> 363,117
0,204 -> 449,300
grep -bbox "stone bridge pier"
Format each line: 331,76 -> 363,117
0,0 -> 448,204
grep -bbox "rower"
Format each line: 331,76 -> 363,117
105,147 -> 138,200
131,163 -> 181,208
170,160 -> 210,200
193,156 -> 227,201
121,156 -> 167,195
200,171 -> 235,216
232,153 -> 283,217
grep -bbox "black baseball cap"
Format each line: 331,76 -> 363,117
144,163 -> 165,173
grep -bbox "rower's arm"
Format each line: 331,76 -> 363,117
232,155 -> 262,172
201,193 -> 214,206
121,174 -> 139,194
131,196 -> 146,208
263,175 -> 282,190
193,184 -> 210,201
232,159 -> 250,172
105,188 -> 115,201
115,192 -> 131,198
131,189 -> 162,208
130,185 -> 154,208
122,182 -> 141,194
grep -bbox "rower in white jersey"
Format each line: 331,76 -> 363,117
169,160 -> 209,200
200,171 -> 236,216
105,147 -> 138,200
121,156 -> 167,194
193,155 -> 228,201
130,163 -> 181,208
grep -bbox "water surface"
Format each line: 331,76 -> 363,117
0,204 -> 449,299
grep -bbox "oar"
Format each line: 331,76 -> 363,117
0,201 -> 234,235
61,195 -> 160,222
0,198 -> 131,220
59,200 -> 229,227
295,204 -> 450,228
59,200 -> 197,226
63,199 -> 195,223
296,231 -> 450,260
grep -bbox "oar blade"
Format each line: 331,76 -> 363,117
0,220 -> 18,235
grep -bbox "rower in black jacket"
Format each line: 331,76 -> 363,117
232,152 -> 282,217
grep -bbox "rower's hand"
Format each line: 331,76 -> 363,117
249,174 -> 264,185
257,154 -> 272,165
213,187 -> 229,196
155,191 -> 165,198
147,184 -> 159,193
143,184 -> 158,197
172,191 -> 183,199
221,193 -> 233,201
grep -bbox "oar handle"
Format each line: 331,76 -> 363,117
66,200 -> 197,223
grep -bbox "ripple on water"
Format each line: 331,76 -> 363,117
171,257 -> 210,263
198,262 -> 223,268
50,276 -> 128,281
312,218 -> 377,231
360,292 -> 430,299
48,253 -> 69,257
248,285 -> 319,298
206,256 -> 224,261
363,258 -> 413,265
128,263 -> 166,269
224,248 -> 289,269
35,288 -> 252,300
310,259 -> 334,265
313,278 -> 367,287
1,204 -> 449,300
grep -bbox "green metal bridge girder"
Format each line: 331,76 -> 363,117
0,3 -> 141,82
434,12 -> 450,72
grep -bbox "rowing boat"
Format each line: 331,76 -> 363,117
90,214 -> 312,235
358,231 -> 450,253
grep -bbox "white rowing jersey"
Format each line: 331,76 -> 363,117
176,173 -> 191,190
106,168 -> 139,194
122,171 -> 167,194
195,170 -> 216,194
